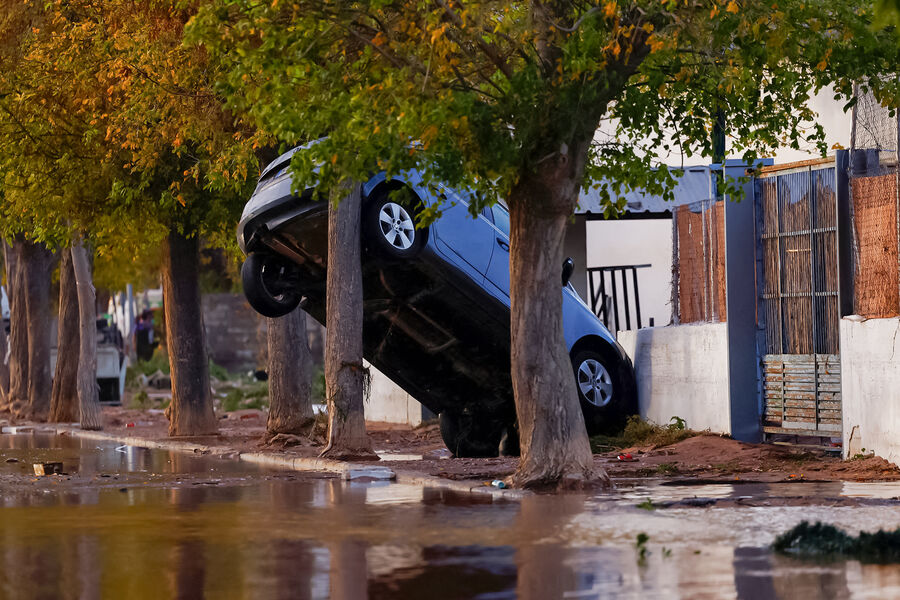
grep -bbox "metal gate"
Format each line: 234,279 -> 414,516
755,160 -> 841,439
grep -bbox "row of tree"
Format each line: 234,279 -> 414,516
1,1 -> 900,487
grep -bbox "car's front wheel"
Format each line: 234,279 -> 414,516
364,190 -> 426,260
241,252 -> 302,318
571,348 -> 635,436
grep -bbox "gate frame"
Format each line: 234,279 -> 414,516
751,151 -> 851,442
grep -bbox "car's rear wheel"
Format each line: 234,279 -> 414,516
364,189 -> 426,259
439,410 -> 506,458
241,252 -> 302,318
571,348 -> 635,436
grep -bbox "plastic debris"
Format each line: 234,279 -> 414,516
343,466 -> 395,481
491,480 -> 507,489
125,423 -> 135,428
617,453 -> 637,462
33,462 -> 63,476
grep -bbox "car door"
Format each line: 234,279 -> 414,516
432,187 -> 496,280
484,203 -> 511,303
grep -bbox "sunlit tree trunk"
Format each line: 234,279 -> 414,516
50,249 -> 80,422
162,226 -> 217,436
3,239 -> 26,415
0,249 -> 9,405
320,182 -> 376,460
506,141 -> 603,489
267,308 -> 314,435
71,241 -> 102,430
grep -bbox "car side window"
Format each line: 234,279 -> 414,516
491,204 -> 510,238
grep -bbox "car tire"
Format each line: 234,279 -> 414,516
439,411 -> 504,458
364,189 -> 426,260
241,252 -> 302,318
571,348 -> 636,436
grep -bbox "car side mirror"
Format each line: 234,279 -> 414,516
562,257 -> 575,287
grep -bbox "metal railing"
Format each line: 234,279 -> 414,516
587,264 -> 652,333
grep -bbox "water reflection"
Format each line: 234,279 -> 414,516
3,434 -> 900,598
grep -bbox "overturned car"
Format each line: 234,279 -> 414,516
238,148 -> 637,456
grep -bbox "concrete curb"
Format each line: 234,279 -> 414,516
52,426 -> 526,501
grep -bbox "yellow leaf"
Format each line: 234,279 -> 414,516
603,2 -> 616,18
710,5 -> 719,18
726,1 -> 739,13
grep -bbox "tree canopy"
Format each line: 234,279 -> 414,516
192,0 -> 900,215
0,0 -> 265,286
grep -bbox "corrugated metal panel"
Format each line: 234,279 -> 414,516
577,167 -> 713,215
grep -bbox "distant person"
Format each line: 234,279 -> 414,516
135,310 -> 156,361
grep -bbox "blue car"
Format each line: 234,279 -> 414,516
238,148 -> 637,456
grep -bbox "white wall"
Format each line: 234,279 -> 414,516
840,317 -> 900,464
618,323 -> 731,434
586,219 -> 673,330
364,362 -> 424,426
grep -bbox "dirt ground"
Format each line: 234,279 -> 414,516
69,407 -> 900,485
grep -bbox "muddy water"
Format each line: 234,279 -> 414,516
2,434 -> 900,599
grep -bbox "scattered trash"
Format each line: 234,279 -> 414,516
125,423 -> 135,428
491,480 -> 507,489
617,453 -> 637,462
114,445 -> 129,454
33,462 -> 63,476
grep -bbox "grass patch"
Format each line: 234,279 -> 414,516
711,460 -> 741,473
312,367 -> 325,404
655,462 -> 679,475
590,415 -> 701,452
774,521 -> 900,563
637,499 -> 656,511
219,381 -> 269,412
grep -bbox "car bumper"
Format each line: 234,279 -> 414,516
237,174 -> 316,254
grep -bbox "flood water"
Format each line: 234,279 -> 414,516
3,434 -> 900,599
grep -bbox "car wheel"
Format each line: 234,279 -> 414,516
241,252 -> 302,318
571,349 -> 635,436
439,411 -> 504,458
364,190 -> 426,259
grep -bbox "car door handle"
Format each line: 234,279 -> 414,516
496,238 -> 509,252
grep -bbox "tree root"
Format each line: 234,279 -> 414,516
319,445 -> 381,462
511,464 -> 611,491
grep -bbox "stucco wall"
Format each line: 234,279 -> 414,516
586,218 -> 673,331
364,362 -> 424,426
840,317 -> 900,464
617,323 -> 731,434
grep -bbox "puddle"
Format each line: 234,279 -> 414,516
3,433 -> 900,598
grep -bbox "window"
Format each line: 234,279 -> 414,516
491,204 -> 510,237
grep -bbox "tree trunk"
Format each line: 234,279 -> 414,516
161,227 -> 217,436
320,182 -> 376,460
506,145 -> 603,489
0,249 -> 9,404
71,242 -> 102,430
4,239 -> 27,416
23,240 -> 53,421
266,308 -> 314,435
49,249 -> 80,422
